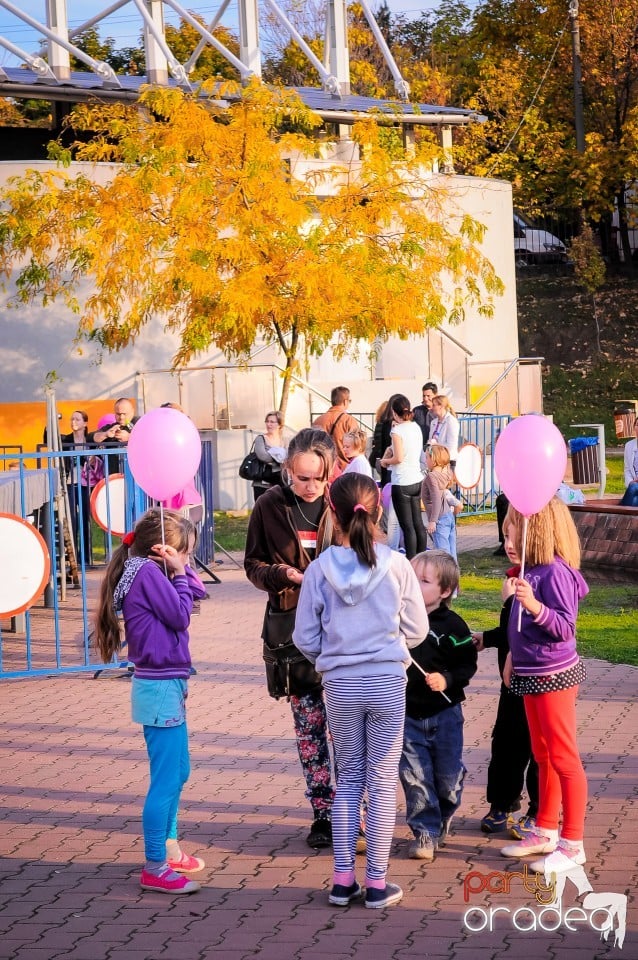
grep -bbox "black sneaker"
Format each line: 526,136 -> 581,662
480,808 -> 513,834
365,882 -> 403,909
307,818 -> 332,849
328,881 -> 363,906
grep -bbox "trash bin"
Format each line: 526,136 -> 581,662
614,401 -> 637,439
569,437 -> 599,485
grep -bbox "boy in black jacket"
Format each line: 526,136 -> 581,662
471,528 -> 538,840
400,550 -> 477,861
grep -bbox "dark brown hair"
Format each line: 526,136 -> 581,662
94,508 -> 196,664
330,386 -> 351,406
329,473 -> 381,567
285,428 -> 335,481
390,394 -> 412,421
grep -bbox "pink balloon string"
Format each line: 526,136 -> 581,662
516,516 -> 529,632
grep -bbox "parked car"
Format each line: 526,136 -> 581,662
513,211 -> 567,263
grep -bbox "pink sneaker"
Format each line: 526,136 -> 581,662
529,839 -> 586,875
140,866 -> 201,894
166,852 -> 205,874
500,828 -> 557,859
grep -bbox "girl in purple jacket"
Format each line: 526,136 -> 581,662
499,497 -> 589,876
95,509 -> 206,895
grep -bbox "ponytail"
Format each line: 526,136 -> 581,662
94,542 -> 128,663
329,473 -> 381,568
94,507 -> 195,663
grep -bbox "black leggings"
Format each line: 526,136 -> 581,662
391,482 -> 428,559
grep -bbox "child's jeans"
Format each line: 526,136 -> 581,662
432,511 -> 457,560
399,705 -> 466,842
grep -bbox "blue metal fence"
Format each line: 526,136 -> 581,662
0,422 -> 504,680
458,414 -> 511,512
0,440 -> 216,681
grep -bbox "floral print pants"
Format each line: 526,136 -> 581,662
290,689 -> 335,818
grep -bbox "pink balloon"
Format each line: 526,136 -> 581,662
97,414 -> 115,430
494,416 -> 567,517
126,408 -> 202,501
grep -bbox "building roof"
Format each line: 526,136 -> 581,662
0,67 -> 485,128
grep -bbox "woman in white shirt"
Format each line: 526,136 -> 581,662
379,395 -> 428,558
428,395 -> 460,466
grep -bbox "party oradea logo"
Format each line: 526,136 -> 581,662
462,863 -> 627,949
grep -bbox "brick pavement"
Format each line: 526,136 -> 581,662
0,524 -> 636,960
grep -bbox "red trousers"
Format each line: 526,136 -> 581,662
523,686 -> 587,841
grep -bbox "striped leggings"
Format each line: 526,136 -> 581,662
324,675 -> 406,882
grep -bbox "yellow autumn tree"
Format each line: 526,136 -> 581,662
0,81 -> 502,414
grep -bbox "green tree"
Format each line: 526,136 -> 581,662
0,82 -> 502,415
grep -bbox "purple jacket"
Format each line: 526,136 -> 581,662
507,557 -> 589,677
117,559 -> 197,680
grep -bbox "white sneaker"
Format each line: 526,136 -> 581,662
530,839 -> 586,874
408,834 -> 436,861
500,828 -> 558,859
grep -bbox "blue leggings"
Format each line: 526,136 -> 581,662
324,675 -> 406,882
142,723 -> 190,862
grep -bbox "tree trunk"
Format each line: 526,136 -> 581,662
276,326 -> 300,419
616,188 -> 635,276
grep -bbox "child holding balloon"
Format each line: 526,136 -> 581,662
497,498 -> 589,875
95,508 -> 206,895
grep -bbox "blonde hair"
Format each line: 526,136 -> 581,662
343,428 -> 367,455
432,395 -> 456,417
505,498 -> 581,569
411,549 -> 460,606
426,443 -> 451,468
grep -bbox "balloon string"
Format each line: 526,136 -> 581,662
410,657 -> 453,704
160,503 -> 168,577
517,516 -> 529,632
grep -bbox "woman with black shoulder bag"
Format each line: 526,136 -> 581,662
252,410 -> 288,501
244,427 -> 337,849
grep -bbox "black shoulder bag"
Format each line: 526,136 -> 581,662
261,604 -> 323,701
239,439 -> 273,483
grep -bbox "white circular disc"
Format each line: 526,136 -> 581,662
90,473 -> 127,536
0,513 -> 51,617
454,443 -> 483,489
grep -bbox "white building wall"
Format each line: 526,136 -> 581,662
0,160 -> 519,427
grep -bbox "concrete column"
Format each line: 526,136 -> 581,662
45,0 -> 70,81
144,0 -> 168,86
324,0 -> 350,95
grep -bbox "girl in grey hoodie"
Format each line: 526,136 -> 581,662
294,474 -> 428,910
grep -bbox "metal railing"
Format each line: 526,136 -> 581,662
0,441 -> 217,681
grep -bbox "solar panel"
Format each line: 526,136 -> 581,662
0,67 -> 484,125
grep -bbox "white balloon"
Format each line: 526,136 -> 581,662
454,443 -> 483,489
91,473 -> 127,537
0,513 -> 50,617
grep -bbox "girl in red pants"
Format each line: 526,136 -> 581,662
499,497 -> 589,875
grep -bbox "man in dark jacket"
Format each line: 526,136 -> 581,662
412,382 -> 438,446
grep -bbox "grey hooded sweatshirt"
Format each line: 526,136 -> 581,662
293,543 -> 429,682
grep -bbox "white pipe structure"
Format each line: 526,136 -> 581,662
0,0 -> 121,86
